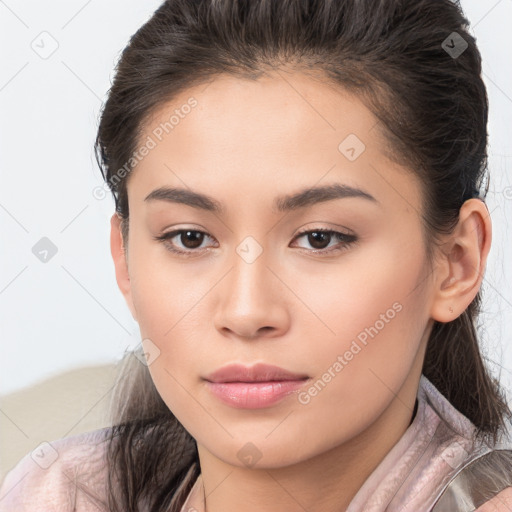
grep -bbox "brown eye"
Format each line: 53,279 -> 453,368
177,230 -> 205,249
306,231 -> 332,250
292,228 -> 357,255
153,229 -> 216,257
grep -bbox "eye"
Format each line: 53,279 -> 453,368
153,229 -> 217,257
291,228 -> 357,255
153,227 -> 358,258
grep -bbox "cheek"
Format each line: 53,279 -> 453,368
298,241 -> 430,417
291,236 -> 429,349
292,241 -> 430,414
127,241 -> 214,403
128,237 -> 207,335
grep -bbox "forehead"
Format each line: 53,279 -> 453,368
140,70 -> 380,152
127,71 -> 422,217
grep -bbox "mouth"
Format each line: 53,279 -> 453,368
203,363 -> 310,409
203,362 -> 309,383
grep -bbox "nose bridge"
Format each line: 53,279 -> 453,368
227,234 -> 270,305
213,233 -> 287,337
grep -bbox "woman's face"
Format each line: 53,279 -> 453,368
113,71 -> 438,468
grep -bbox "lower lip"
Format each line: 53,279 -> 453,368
204,379 -> 309,409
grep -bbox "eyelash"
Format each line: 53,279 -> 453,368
153,227 -> 357,258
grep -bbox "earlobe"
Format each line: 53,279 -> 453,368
110,213 -> 138,322
430,199 -> 491,323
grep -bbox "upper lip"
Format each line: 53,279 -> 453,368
204,363 -> 309,383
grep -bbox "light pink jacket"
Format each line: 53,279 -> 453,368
1,374 -> 512,511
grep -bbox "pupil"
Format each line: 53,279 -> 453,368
182,231 -> 203,249
309,231 -> 330,249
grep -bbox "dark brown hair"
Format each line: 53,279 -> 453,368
93,0 -> 512,510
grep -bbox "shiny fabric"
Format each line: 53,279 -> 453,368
431,449 -> 512,511
1,374 -> 511,511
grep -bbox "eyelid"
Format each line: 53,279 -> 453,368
292,221 -> 355,237
153,228 -> 216,254
154,225 -> 358,257
291,227 -> 357,254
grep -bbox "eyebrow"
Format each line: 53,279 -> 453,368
144,183 -> 379,214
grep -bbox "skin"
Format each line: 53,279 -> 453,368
110,70 -> 492,512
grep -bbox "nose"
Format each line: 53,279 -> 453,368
213,247 -> 290,341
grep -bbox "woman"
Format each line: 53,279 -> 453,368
1,0 -> 512,510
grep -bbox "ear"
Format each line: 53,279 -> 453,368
430,199 -> 492,323
110,213 -> 138,322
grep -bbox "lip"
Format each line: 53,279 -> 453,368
203,363 -> 310,409
204,363 -> 309,383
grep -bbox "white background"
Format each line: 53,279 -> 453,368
1,0 -> 511,396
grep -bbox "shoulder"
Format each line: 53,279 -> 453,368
470,442 -> 512,511
433,448 -> 512,512
0,427 -> 113,512
474,449 -> 512,511
475,487 -> 512,511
